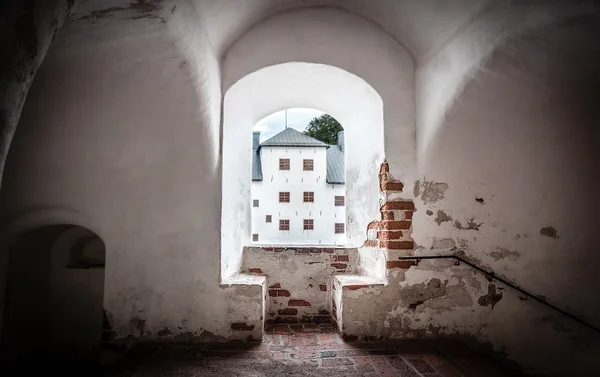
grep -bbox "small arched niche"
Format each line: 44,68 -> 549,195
1,225 -> 106,361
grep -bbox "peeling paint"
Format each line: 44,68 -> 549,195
466,276 -> 481,289
489,247 -> 521,261
478,284 -> 503,309
413,180 -> 421,197
540,226 -> 559,239
418,180 -> 448,203
400,278 -> 447,309
435,210 -> 452,225
454,218 -> 481,231
431,238 -> 456,249
425,210 -> 433,216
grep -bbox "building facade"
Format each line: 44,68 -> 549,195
251,128 -> 346,245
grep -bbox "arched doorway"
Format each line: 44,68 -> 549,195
1,225 -> 106,361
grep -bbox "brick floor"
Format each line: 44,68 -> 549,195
2,326 -> 526,376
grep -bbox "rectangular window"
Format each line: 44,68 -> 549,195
303,159 -> 314,171
335,223 -> 345,234
253,199 -> 259,207
279,158 -> 290,170
335,196 -> 345,206
266,215 -> 272,223
303,192 -> 314,203
279,220 -> 290,231
252,234 -> 259,242
279,192 -> 290,203
303,219 -> 314,230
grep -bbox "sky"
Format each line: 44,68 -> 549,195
253,108 -> 325,143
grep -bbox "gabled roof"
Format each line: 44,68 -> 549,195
252,129 -> 345,184
259,127 -> 328,148
326,145 -> 345,184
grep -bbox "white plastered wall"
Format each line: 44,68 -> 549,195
410,9 -> 600,375
0,8 -> 262,342
222,7 -> 415,183
221,62 -> 384,279
220,7 -> 415,281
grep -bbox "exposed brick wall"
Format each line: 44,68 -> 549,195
365,161 -> 415,255
242,246 -> 357,326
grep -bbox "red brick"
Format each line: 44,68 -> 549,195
330,263 -> 347,270
364,240 -> 378,247
323,248 -> 335,253
381,201 -> 415,211
379,160 -> 389,174
319,284 -> 328,291
345,284 -> 368,290
273,247 -> 284,252
231,323 -> 255,331
248,268 -> 263,274
268,290 -> 278,297
295,248 -> 310,254
382,181 -> 404,192
404,211 -> 414,220
278,308 -> 298,315
379,221 -> 411,230
367,221 -> 380,230
322,358 -> 354,367
377,230 -> 403,240
333,255 -> 349,262
277,290 -> 291,297
386,260 -> 416,269
310,248 -> 322,253
381,211 -> 395,220
269,283 -> 281,289
289,299 -> 311,307
275,316 -> 298,323
380,240 -> 414,250
274,325 -> 290,334
300,316 -> 313,323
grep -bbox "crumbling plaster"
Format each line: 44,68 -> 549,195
0,1 -> 598,373
407,16 -> 600,375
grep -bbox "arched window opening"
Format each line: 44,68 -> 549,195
220,62 -> 384,281
1,225 -> 106,361
251,109 -> 346,246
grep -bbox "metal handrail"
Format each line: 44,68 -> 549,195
396,255 -> 600,335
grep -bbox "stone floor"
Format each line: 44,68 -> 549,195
1,325 -> 525,376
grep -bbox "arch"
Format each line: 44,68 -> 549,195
0,207 -> 102,256
0,223 -> 106,361
416,0 -> 600,167
219,7 -> 415,281
221,62 -> 384,279
221,6 -> 415,182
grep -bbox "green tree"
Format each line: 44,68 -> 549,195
303,114 -> 343,144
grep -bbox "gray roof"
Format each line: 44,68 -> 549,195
326,145 -> 345,184
260,128 -> 328,148
252,149 -> 263,181
252,128 -> 344,184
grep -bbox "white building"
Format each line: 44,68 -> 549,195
251,128 -> 346,245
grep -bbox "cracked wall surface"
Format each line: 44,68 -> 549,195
0,1 -> 598,375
